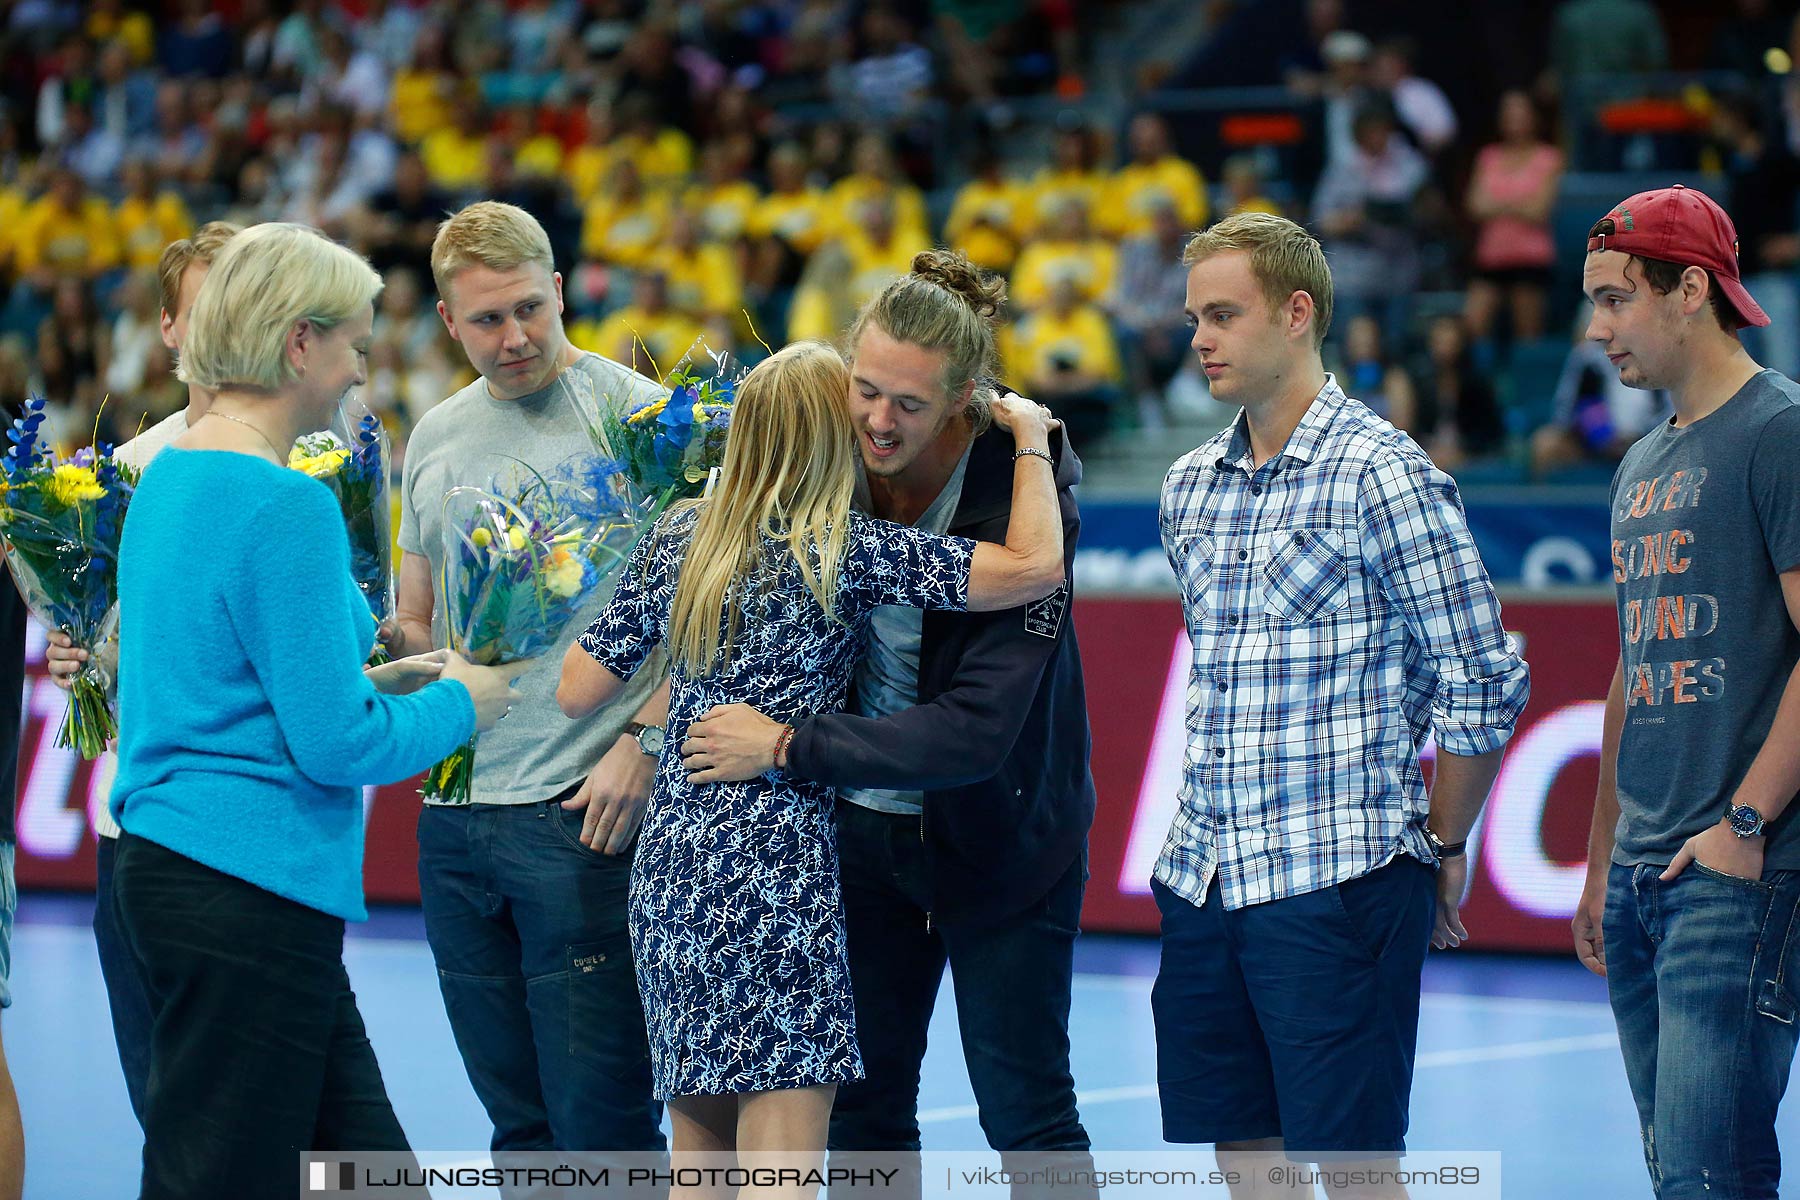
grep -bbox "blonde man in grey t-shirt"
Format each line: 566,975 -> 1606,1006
390,202 -> 669,1152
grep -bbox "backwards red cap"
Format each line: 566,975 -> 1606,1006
1586,184 -> 1770,328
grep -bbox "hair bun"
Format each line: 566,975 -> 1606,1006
910,249 -> 1007,323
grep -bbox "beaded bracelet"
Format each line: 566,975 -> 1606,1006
773,723 -> 796,770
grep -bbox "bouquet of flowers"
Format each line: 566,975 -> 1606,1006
0,397 -> 140,758
420,458 -> 641,804
289,407 -> 395,663
564,340 -> 743,528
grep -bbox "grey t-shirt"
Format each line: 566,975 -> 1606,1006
1610,369 -> 1800,867
841,444 -> 971,816
400,352 -> 668,806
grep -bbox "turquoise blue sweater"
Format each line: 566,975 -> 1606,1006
111,449 -> 475,920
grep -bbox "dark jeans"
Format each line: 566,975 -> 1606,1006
1605,861 -> 1800,1199
417,798 -> 663,1153
93,832 -> 152,1128
828,799 -> 1091,1198
113,832 -> 422,1200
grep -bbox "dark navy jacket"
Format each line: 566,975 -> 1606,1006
787,424 -> 1095,924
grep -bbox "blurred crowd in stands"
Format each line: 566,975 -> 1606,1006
0,0 -> 1797,484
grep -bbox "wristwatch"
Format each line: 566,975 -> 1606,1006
1422,825 -> 1467,860
624,721 -> 666,758
1728,803 -> 1768,839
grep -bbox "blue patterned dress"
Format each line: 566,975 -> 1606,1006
578,505 -> 975,1097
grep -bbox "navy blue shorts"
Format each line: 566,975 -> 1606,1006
1150,856 -> 1435,1155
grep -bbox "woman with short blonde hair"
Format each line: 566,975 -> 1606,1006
111,221 -> 522,1198
178,221 -> 384,393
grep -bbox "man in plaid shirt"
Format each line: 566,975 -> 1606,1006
1152,213 -> 1529,1175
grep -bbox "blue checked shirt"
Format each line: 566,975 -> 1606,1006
1155,376 -> 1529,911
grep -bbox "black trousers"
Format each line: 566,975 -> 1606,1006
114,832 -> 422,1200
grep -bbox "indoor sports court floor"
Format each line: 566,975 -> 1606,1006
6,893 -> 1779,1198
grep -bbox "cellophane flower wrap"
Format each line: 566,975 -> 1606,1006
419,458 -> 641,804
0,396 -> 140,758
289,406 -> 395,664
563,339 -> 742,528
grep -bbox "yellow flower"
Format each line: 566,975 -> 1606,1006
43,464 -> 105,506
626,397 -> 669,426
288,447 -> 350,478
506,527 -> 528,552
542,550 -> 585,599
471,528 -> 492,548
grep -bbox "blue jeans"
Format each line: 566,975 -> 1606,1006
1605,861 -> 1800,1199
94,833 -> 152,1127
827,799 -> 1091,1197
417,798 -> 663,1153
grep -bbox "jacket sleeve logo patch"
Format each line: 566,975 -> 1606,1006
1025,586 -> 1068,639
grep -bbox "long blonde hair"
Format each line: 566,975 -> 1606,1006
665,340 -> 859,675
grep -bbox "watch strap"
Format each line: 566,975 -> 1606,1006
1424,826 -> 1467,859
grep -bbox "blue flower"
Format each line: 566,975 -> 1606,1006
657,383 -> 698,449
3,397 -> 49,478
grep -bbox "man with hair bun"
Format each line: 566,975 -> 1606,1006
683,249 -> 1096,1189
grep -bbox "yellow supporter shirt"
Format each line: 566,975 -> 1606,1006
1098,156 -> 1209,238
390,70 -> 451,145
515,133 -> 566,178
0,188 -> 26,268
420,127 -> 487,191
1029,168 -> 1106,233
824,175 -> 930,246
1228,195 -> 1283,217
644,243 -> 744,320
786,227 -> 930,343
843,226 -> 932,304
87,8 -> 155,62
1010,238 -> 1118,310
115,192 -> 194,270
1005,306 -> 1123,385
567,143 -> 621,206
616,130 -> 695,191
15,197 -> 120,275
750,188 -> 831,256
572,308 -> 705,377
945,178 -> 1028,273
580,193 -> 671,268
686,180 -> 761,243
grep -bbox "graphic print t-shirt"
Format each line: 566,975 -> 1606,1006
1609,370 -> 1800,868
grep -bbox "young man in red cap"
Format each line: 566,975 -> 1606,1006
1572,184 -> 1800,1199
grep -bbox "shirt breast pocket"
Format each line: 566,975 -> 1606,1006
1262,529 -> 1349,624
1176,534 -> 1215,631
